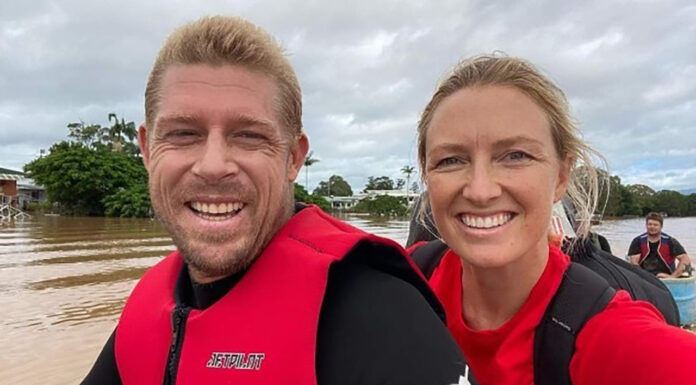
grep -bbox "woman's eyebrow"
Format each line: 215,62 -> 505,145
491,135 -> 545,150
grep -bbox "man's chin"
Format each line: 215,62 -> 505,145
174,238 -> 258,282
183,251 -> 256,283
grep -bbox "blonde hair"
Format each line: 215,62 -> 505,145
144,16 -> 302,137
417,54 -> 606,238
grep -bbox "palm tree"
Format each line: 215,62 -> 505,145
304,151 -> 320,190
401,165 -> 415,202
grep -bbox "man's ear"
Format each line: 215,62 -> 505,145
138,124 -> 150,169
288,133 -> 309,182
554,156 -> 573,202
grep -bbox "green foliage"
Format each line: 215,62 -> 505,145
363,176 -> 395,192
103,184 -> 151,218
294,183 -> 330,211
68,113 -> 140,157
25,200 -> 53,213
23,114 -> 149,217
351,195 -> 407,216
395,178 -> 405,190
588,171 -> 696,217
313,175 -> 353,196
653,190 -> 688,217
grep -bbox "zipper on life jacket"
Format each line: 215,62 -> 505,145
163,306 -> 191,385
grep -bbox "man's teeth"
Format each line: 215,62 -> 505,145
191,201 -> 244,215
461,213 -> 512,229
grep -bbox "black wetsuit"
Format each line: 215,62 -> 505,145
81,246 -> 469,385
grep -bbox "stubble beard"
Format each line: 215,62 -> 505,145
152,180 -> 296,281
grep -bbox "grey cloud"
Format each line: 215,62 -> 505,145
1,0 -> 694,193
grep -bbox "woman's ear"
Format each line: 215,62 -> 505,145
554,156 -> 573,202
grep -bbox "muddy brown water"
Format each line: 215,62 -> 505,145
1,214 -> 694,384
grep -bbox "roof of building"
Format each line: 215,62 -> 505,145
0,167 -> 24,176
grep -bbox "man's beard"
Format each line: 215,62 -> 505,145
167,224 -> 257,278
151,179 -> 294,281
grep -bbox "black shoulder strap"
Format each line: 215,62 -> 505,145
533,263 -> 616,385
410,240 -> 449,279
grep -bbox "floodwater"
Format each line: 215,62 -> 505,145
1,214 -> 694,385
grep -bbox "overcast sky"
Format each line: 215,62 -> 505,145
2,0 -> 695,193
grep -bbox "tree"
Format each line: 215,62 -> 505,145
351,195 -> 407,216
625,184 -> 656,215
23,115 -> 149,217
653,190 -> 688,217
395,178 -> 405,190
303,151 -> 319,190
363,176 -> 395,192
410,181 -> 419,193
687,194 -> 696,216
313,175 -> 353,196
107,113 -> 140,157
294,183 -> 329,211
24,141 -> 148,216
401,165 -> 415,199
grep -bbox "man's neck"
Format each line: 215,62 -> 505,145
647,233 -> 661,242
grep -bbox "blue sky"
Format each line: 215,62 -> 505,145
1,0 -> 695,193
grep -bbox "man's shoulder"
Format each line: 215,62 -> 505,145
629,234 -> 645,245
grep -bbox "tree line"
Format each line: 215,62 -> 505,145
599,172 -> 696,217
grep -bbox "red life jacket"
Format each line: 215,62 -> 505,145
115,205 -> 433,385
637,233 -> 675,272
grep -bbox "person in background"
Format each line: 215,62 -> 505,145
410,54 -> 696,384
628,212 -> 692,277
81,16 -> 469,385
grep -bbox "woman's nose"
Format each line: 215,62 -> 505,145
461,163 -> 502,204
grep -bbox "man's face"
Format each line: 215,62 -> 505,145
646,219 -> 662,236
139,64 -> 307,283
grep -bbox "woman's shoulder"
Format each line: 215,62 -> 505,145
570,290 -> 696,385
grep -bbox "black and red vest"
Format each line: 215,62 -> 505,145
637,233 -> 675,272
115,205 -> 438,385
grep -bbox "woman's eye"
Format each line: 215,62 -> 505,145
504,151 -> 530,162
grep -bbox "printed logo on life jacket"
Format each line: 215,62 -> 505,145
449,365 -> 472,385
206,352 -> 265,370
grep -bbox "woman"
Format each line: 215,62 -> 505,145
411,55 -> 696,385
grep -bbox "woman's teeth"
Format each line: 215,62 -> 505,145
460,213 -> 512,229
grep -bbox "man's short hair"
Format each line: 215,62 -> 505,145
144,16 -> 302,138
646,212 -> 663,226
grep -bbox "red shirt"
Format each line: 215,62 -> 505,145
426,245 -> 696,385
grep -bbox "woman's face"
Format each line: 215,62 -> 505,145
425,85 -> 569,268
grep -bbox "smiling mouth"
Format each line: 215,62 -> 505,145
188,201 -> 245,221
460,213 -> 514,229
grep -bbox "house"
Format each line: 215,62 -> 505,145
0,167 -> 45,210
322,189 -> 419,211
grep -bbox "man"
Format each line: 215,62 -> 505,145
628,212 -> 692,278
81,16 -> 471,385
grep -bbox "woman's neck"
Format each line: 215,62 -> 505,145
459,240 -> 549,330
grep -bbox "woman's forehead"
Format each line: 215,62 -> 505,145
425,86 -> 552,150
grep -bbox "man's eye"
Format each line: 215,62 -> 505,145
164,130 -> 200,144
436,157 -> 462,168
238,131 -> 267,140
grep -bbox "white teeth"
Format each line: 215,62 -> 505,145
461,213 -> 512,229
190,201 -> 244,216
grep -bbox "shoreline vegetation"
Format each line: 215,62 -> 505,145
20,115 -> 696,219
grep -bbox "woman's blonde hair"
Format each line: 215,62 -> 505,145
417,54 -> 606,238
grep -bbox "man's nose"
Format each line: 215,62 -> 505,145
461,162 -> 502,205
191,136 -> 239,183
